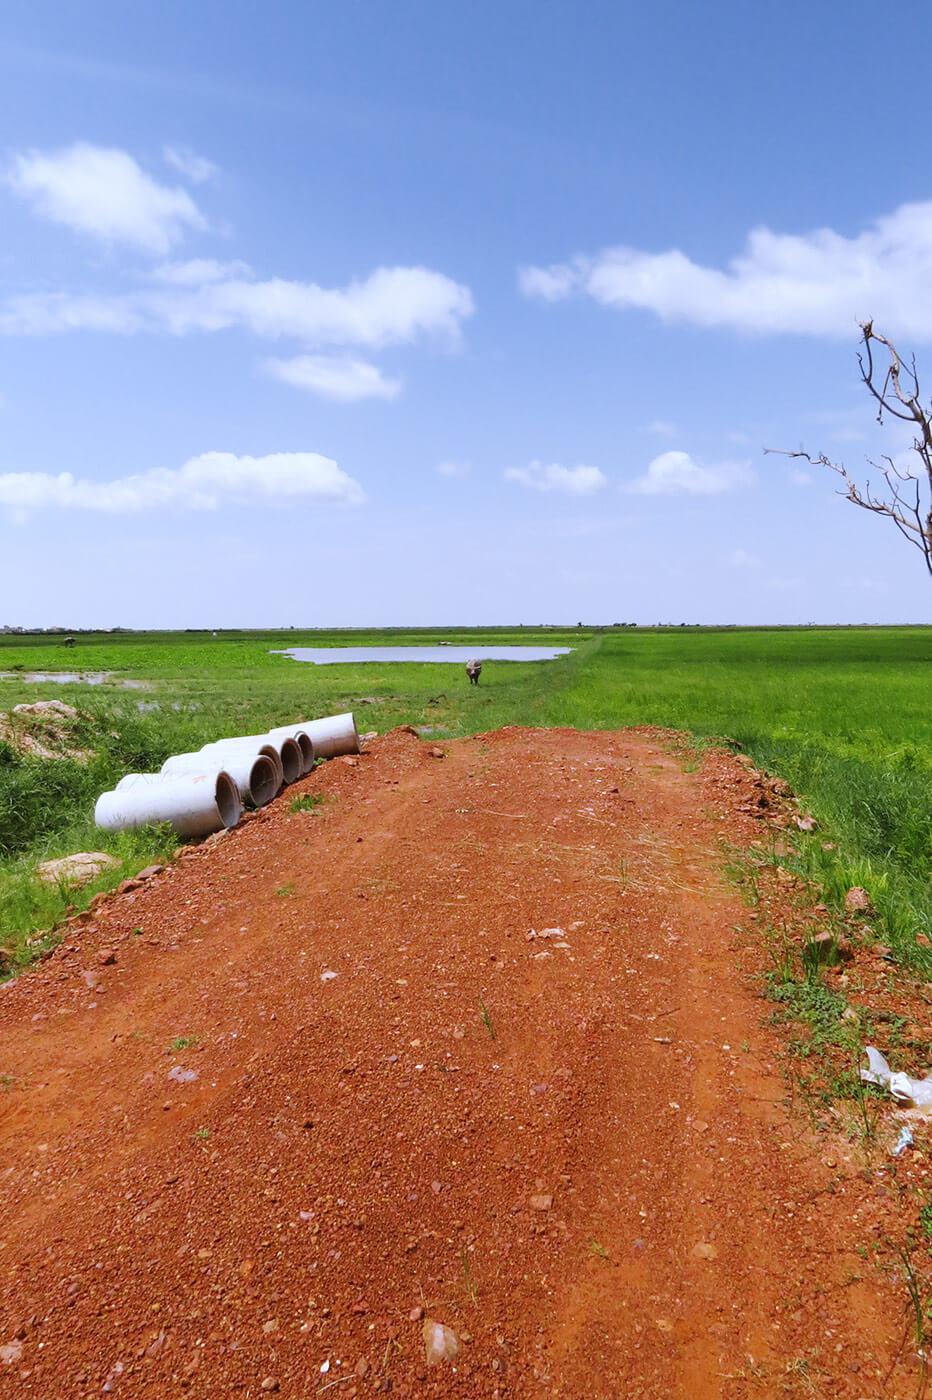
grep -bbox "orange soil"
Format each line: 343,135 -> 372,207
0,727 -> 923,1397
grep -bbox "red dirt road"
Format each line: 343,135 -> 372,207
0,728 -> 919,1397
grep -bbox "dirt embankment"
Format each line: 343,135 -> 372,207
0,727 -> 923,1397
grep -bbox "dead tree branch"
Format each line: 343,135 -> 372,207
766,322 -> 932,579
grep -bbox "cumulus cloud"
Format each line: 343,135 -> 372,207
504,461 -> 608,495
626,450 -> 753,496
7,143 -> 207,254
0,263 -> 475,348
520,202 -> 932,340
264,354 -> 401,401
0,450 -> 365,514
162,144 -> 218,184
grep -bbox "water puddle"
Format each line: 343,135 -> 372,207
0,672 -> 149,687
272,646 -> 573,665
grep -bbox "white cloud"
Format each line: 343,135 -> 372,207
436,459 -> 469,477
504,460 -> 608,495
791,468 -> 813,486
162,145 -> 218,184
0,450 -> 365,514
0,263 -> 475,348
264,354 -> 401,401
519,202 -> 932,340
647,419 -> 677,437
7,143 -> 207,254
152,258 -> 252,285
626,450 -> 753,496
729,548 -> 759,568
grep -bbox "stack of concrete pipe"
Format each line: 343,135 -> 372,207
94,711 -> 360,838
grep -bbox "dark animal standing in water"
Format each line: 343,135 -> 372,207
466,658 -> 482,686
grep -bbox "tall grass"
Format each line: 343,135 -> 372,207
3,624 -> 932,976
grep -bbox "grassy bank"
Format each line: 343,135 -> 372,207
2,625 -> 931,975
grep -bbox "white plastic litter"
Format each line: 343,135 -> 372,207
861,1046 -> 932,1109
894,1125 -> 915,1156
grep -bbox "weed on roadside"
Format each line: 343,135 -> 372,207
478,995 -> 495,1040
289,793 -> 324,815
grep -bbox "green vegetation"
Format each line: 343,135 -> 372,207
289,792 -> 324,814
3,623 -> 932,978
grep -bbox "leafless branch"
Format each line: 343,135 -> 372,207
765,322 -> 932,580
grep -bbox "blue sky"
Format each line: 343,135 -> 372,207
3,0 -> 932,628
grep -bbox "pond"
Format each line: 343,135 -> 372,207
272,646 -> 573,666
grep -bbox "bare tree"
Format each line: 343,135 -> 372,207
770,322 -> 932,578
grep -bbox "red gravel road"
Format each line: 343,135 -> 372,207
0,727 -> 920,1397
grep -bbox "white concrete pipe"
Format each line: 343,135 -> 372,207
199,739 -> 284,789
160,751 -> 279,808
95,771 -> 242,838
270,712 -> 359,760
207,734 -> 302,785
289,731 -> 315,773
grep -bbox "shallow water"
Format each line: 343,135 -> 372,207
272,646 -> 573,666
0,671 -> 148,687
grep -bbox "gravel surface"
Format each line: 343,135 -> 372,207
0,726 -> 917,1397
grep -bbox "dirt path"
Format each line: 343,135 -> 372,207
0,727 -> 918,1397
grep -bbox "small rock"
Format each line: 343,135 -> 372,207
356,1358 -> 370,1378
422,1319 -> 459,1365
37,852 -> 120,889
409,1306 -> 423,1322
167,1066 -> 198,1084
793,814 -> 818,832
260,1379 -> 279,1393
844,886 -> 873,915
691,1241 -> 718,1261
429,747 -> 444,759
96,949 -> 117,966
136,865 -> 164,881
529,1193 -> 553,1211
0,1342 -> 23,1365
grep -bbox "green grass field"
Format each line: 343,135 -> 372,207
2,624 -> 931,976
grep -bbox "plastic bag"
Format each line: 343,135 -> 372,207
861,1046 -> 932,1109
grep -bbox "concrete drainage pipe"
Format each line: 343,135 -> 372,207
159,751 -> 279,808
270,712 -> 359,760
96,771 -> 242,838
215,734 -> 303,785
199,739 -> 285,789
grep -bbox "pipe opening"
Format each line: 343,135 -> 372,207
255,744 -> 284,788
279,737 -> 301,785
293,732 -> 314,772
248,756 -> 278,808
215,772 -> 242,828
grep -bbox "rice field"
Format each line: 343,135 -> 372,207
2,624 -> 931,975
